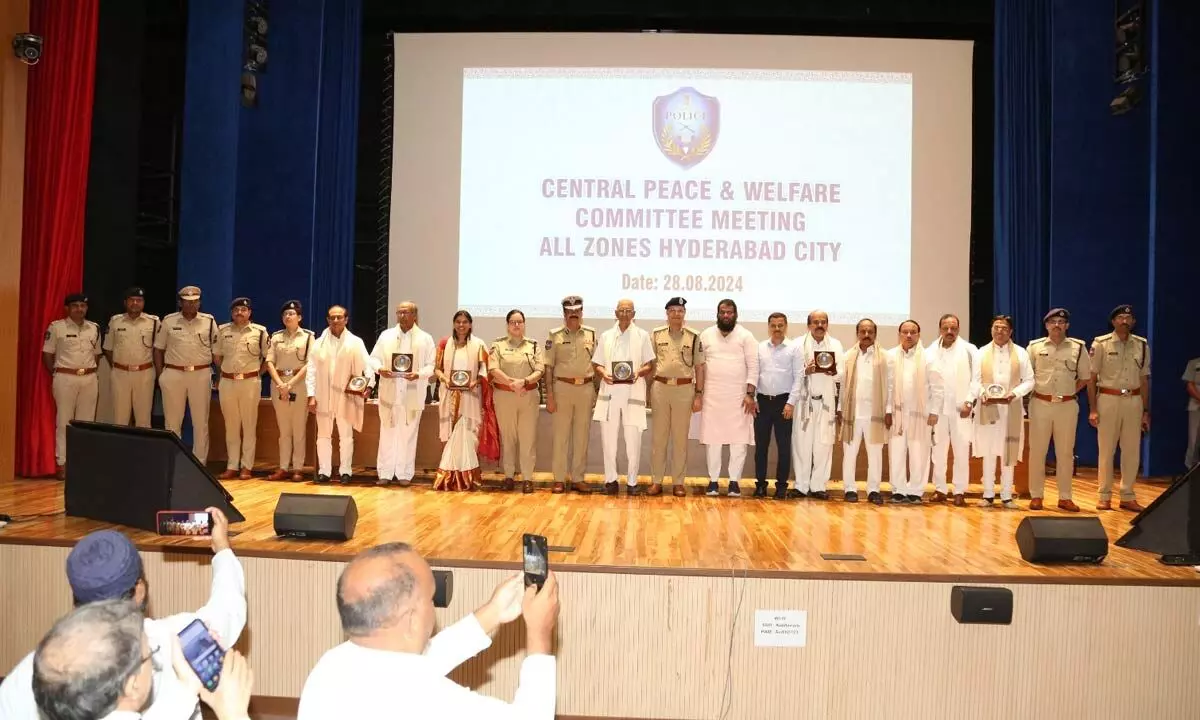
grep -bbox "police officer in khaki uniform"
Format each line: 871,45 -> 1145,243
42,293 -> 102,479
488,309 -> 545,493
266,300 -> 314,481
103,287 -> 159,428
545,295 -> 596,494
1089,304 -> 1151,511
155,285 -> 219,465
648,297 -> 705,496
1026,308 -> 1093,512
214,297 -> 268,479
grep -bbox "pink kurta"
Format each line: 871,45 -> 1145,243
696,325 -> 758,445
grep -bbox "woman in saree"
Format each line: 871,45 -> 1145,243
433,310 -> 500,490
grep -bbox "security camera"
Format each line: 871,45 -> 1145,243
12,33 -> 42,65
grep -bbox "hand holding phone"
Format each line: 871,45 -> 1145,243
157,510 -> 213,537
523,533 -> 548,590
178,619 -> 226,691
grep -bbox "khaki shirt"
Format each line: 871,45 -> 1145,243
216,322 -> 268,374
102,313 -> 159,366
1090,332 -> 1150,390
155,312 -> 218,367
266,328 -> 314,375
1027,337 -> 1090,396
545,325 -> 597,378
43,319 -> 101,370
651,325 -> 705,379
489,336 -> 544,383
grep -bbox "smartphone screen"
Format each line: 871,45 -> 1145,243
157,511 -> 213,536
523,533 -> 548,589
178,619 -> 225,691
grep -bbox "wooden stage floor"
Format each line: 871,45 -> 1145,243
1,471 -> 1196,586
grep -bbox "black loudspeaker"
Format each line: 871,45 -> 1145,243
65,421 -> 244,532
432,570 -> 454,608
274,493 -> 357,540
1116,463 -> 1200,564
1015,516 -> 1108,564
950,586 -> 1013,625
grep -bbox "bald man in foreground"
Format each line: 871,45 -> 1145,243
298,542 -> 560,719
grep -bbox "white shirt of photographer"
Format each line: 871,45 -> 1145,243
0,549 -> 247,720
297,614 -> 556,720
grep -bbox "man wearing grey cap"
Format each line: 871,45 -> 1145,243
1089,304 -> 1151,511
155,286 -> 219,465
1025,308 -> 1092,512
42,292 -> 103,479
0,511 -> 247,719
104,287 -> 160,429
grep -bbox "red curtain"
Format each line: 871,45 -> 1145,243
16,0 -> 99,477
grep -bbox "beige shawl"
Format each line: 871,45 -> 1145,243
979,344 -> 1022,465
842,344 -> 887,444
891,344 -> 928,432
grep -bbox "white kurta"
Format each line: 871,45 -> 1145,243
695,325 -> 758,446
306,329 -> 374,431
0,549 -> 246,720
886,345 -> 943,435
370,324 -> 436,427
970,342 -> 1034,459
298,615 -> 556,720
591,323 -> 655,429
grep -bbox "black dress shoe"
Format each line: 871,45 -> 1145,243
844,491 -> 859,503
604,481 -> 619,495
787,488 -> 807,499
907,495 -> 923,504
339,473 -> 351,484
774,485 -> 788,500
502,477 -> 515,491
809,490 -> 828,500
753,483 -> 767,498
889,493 -> 906,504
376,477 -> 391,487
625,484 -> 639,496
316,474 -> 330,484
522,480 -> 534,494
868,491 -> 883,505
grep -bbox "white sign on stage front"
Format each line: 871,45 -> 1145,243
753,610 -> 807,648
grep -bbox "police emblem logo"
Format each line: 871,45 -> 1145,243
653,87 -> 720,169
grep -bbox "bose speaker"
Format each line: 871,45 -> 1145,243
1015,516 -> 1108,564
274,493 -> 358,540
950,586 -> 1013,625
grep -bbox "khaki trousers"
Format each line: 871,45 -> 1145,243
551,382 -> 594,484
52,373 -> 98,465
1096,393 -> 1143,502
271,388 -> 309,471
110,367 -> 155,427
650,382 -> 692,485
160,368 -> 212,463
1028,397 -> 1079,500
494,389 -> 538,480
219,378 -> 261,470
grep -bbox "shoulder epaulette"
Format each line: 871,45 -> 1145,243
653,325 -> 669,333
1132,333 -> 1147,343
549,326 -> 564,335
218,322 -> 232,331
493,336 -> 507,344
1093,332 -> 1113,343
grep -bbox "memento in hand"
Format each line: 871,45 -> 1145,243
449,369 -> 471,389
345,375 -> 371,397
984,383 -> 1007,400
611,361 -> 634,384
391,353 -> 413,374
814,351 -> 837,375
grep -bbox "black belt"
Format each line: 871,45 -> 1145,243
757,392 -> 789,401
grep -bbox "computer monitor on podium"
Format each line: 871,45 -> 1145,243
65,421 -> 244,532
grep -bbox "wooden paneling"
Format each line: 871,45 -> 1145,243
2,544 -> 1199,719
0,0 -> 29,489
206,399 -> 1029,491
0,474 -> 1192,585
